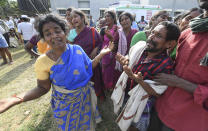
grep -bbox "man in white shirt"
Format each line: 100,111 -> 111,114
18,15 -> 37,55
5,17 -> 15,30
17,15 -> 34,45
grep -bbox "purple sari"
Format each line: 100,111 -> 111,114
101,25 -> 119,89
73,26 -> 104,98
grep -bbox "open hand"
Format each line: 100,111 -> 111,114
154,73 -> 180,87
100,41 -> 114,56
0,97 -> 19,114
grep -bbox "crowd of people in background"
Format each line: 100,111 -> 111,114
0,0 -> 208,130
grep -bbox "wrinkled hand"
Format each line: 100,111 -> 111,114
154,73 -> 181,87
123,65 -> 143,83
0,97 -> 19,114
100,41 -> 114,56
115,53 -> 129,66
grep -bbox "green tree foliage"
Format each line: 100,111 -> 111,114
0,0 -> 23,17
0,0 -> 7,6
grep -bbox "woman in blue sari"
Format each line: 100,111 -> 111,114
0,15 -> 114,131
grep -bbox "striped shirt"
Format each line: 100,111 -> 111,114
130,50 -> 173,89
127,50 -> 173,130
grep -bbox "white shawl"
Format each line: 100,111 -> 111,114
115,28 -> 128,71
111,41 -> 167,131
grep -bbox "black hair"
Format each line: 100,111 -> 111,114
71,9 -> 88,25
104,10 -> 117,24
119,12 -> 133,24
190,7 -> 203,14
22,18 -> 30,22
38,15 -> 67,38
66,7 -> 74,12
158,21 -> 181,41
174,13 -> 184,23
181,7 -> 203,19
153,10 -> 168,19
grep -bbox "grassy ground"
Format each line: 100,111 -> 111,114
0,46 -> 120,131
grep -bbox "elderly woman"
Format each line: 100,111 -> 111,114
0,15 -> 114,131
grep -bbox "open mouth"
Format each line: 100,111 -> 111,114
146,39 -> 157,49
52,38 -> 62,44
72,21 -> 79,25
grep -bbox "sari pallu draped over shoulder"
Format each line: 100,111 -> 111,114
111,41 -> 167,131
50,44 -> 101,131
115,28 -> 128,72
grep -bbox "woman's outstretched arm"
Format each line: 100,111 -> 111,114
0,79 -> 51,114
92,41 -> 114,68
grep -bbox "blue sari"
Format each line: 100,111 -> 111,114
50,44 -> 101,131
